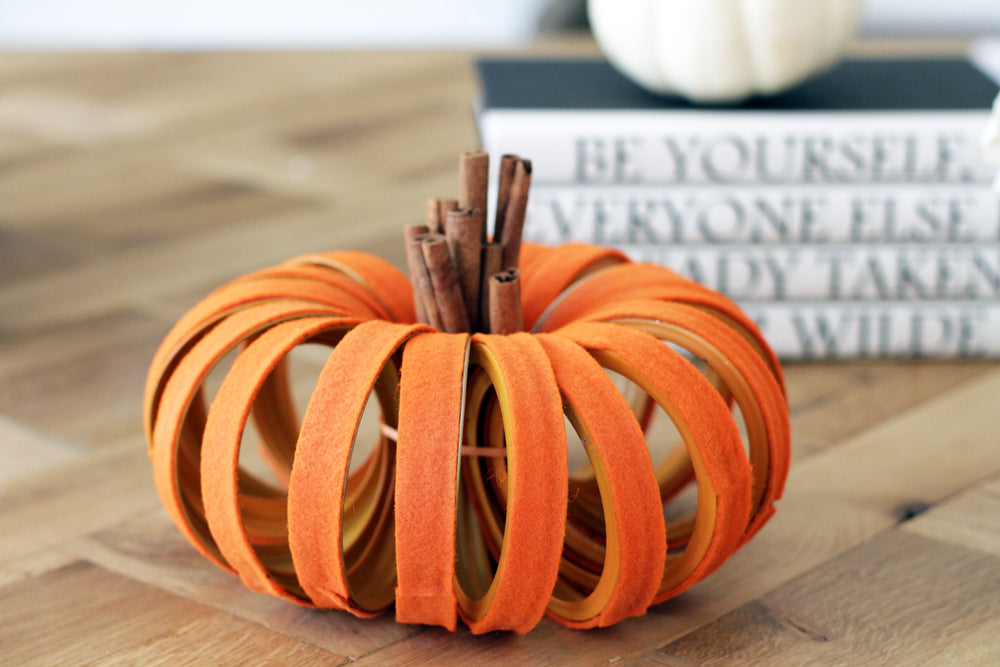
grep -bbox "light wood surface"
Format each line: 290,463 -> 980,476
2,37 -> 999,665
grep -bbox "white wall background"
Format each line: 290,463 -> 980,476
0,0 -> 997,49
863,0 -> 1000,35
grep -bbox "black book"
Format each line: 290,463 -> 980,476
475,57 -> 999,186
477,57 -> 998,112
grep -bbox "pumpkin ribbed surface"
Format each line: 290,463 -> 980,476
143,241 -> 789,633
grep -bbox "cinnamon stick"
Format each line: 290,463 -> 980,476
437,199 -> 458,231
459,151 -> 489,244
479,242 -> 503,332
498,158 -> 531,271
425,199 -> 443,234
488,269 -> 524,335
427,198 -> 459,234
420,234 -> 470,333
404,225 -> 443,330
493,154 -> 518,242
444,207 -> 483,330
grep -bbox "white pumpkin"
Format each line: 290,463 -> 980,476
588,0 -> 865,103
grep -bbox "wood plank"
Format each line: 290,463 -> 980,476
0,153 -> 320,245
0,415 -> 85,485
783,361 -> 990,459
0,307 -> 164,379
0,86 -> 159,146
351,366 -> 1000,665
0,129 -> 71,174
175,97 -> 474,206
0,308 -> 168,445
0,561 -> 343,665
0,207 -> 402,337
1,52 -> 480,158
655,531 -> 1000,665
0,548 -> 78,588
905,471 -> 1000,558
0,442 -> 159,565
69,508 -> 420,659
0,52 -> 410,143
0,220 -> 98,284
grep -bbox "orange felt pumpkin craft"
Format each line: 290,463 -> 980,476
144,152 -> 790,634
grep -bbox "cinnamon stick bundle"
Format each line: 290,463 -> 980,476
407,152 -> 532,334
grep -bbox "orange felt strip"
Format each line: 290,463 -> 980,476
201,316 -> 361,605
144,274 -> 385,444
287,250 -> 416,324
394,332 -> 471,630
246,358 -> 299,484
288,319 -> 428,613
456,333 -> 568,634
536,262 -> 693,333
151,303 -> 353,569
232,264 -> 395,320
536,334 -> 666,628
557,321 -> 752,601
515,241 -> 548,274
536,261 -> 784,388
578,298 -> 790,546
145,247 -> 407,426
519,243 -> 628,330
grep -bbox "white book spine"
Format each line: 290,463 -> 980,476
612,243 -> 1000,301
741,301 -> 1000,359
479,110 -> 995,186
525,184 -> 1000,245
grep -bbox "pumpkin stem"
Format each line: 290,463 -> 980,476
404,152 -> 531,334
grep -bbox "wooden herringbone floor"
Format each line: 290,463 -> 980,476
2,39 -> 999,665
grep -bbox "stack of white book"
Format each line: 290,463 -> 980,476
476,57 -> 1000,359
